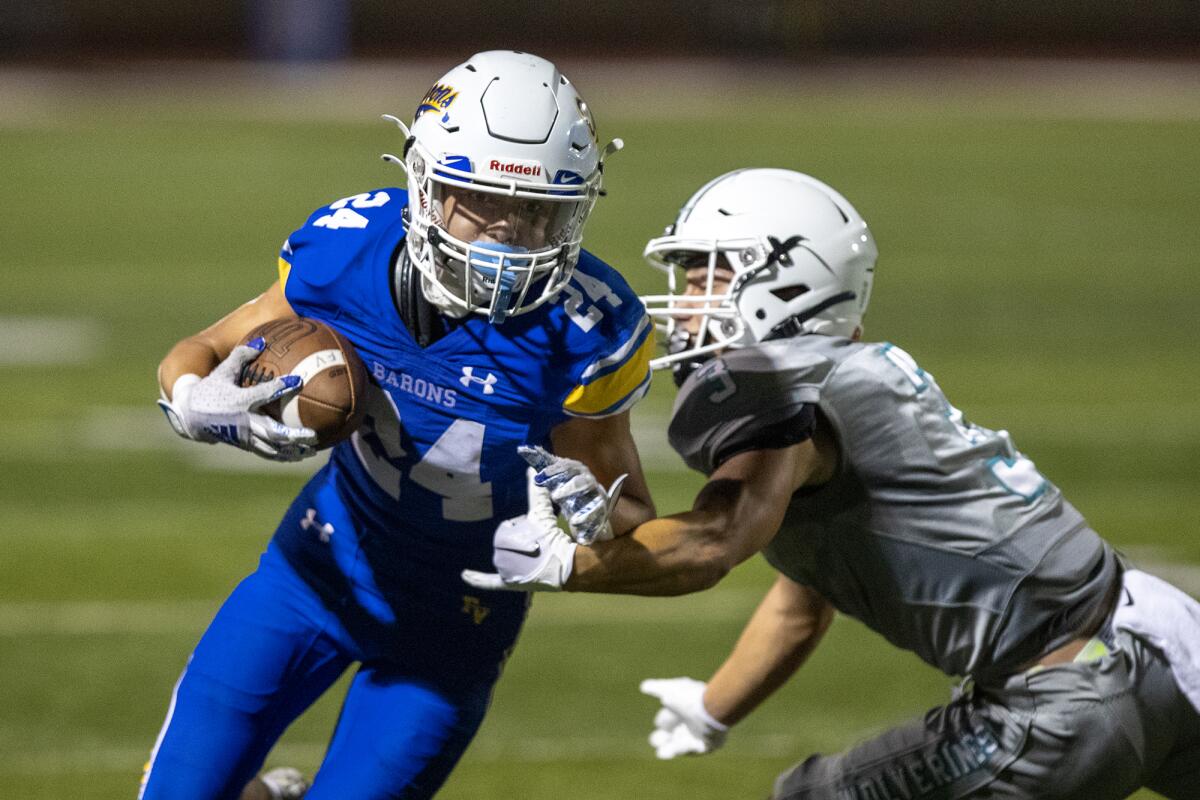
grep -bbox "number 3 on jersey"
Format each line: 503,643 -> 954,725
350,385 -> 493,521
879,343 -> 1047,502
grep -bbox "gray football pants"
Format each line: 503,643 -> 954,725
773,631 -> 1200,799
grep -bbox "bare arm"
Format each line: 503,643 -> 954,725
567,436 -> 834,596
549,411 -> 656,536
702,572 -> 834,725
157,282 -> 295,399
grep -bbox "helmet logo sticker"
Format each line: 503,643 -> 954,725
416,83 -> 459,120
552,170 -> 584,186
765,235 -> 806,268
486,159 -> 544,178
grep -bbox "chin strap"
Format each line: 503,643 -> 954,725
668,328 -> 714,388
764,290 -> 858,341
393,246 -> 449,348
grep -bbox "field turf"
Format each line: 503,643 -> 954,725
0,60 -> 1197,799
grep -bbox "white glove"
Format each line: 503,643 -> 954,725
157,338 -> 319,462
462,470 -> 578,592
518,444 -> 626,545
639,677 -> 729,759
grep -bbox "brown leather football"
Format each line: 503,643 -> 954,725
238,317 -> 367,449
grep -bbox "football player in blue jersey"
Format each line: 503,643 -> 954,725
143,51 -> 656,800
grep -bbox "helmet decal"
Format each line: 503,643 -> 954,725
415,83 -> 459,120
434,154 -> 473,181
765,235 -> 806,269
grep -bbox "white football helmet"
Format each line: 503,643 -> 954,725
641,168 -> 877,377
383,51 -> 622,323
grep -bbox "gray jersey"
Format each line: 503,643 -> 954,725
668,336 -> 1119,681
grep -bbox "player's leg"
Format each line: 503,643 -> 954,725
772,639 -> 1163,800
1148,740 -> 1200,799
303,664 -> 493,800
140,550 -> 350,800
770,686 -> 1032,800
1142,655 -> 1200,798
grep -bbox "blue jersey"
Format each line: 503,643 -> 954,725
270,188 -> 652,658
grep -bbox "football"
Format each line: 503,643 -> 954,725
238,317 -> 367,449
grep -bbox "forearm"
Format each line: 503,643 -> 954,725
567,510 -> 731,596
703,577 -> 833,725
157,282 -> 295,399
158,338 -> 224,399
548,410 -> 656,539
608,486 -> 655,537
567,445 -> 818,596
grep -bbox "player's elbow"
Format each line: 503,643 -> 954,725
659,557 -> 727,596
677,545 -> 731,593
157,351 -> 185,398
683,519 -> 745,591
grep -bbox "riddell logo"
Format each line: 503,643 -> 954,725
489,160 -> 543,177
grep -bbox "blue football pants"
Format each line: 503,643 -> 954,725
139,550 -> 496,800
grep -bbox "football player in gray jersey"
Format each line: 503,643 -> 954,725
464,168 -> 1200,799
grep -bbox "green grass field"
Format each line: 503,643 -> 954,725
1,61 -> 1197,799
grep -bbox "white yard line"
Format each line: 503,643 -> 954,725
0,589 -> 765,637
0,316 -> 104,365
0,600 -> 217,636
3,560 -> 1197,638
66,402 -> 1200,474
78,405 -> 329,473
4,733 -> 807,775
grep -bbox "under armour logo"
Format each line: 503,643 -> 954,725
460,366 -> 498,394
300,508 -> 334,543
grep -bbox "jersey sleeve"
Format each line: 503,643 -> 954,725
277,189 -> 406,318
558,256 -> 655,419
561,313 -> 654,418
667,344 -> 834,475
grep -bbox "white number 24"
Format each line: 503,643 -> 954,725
313,191 -> 391,230
560,271 -> 622,333
350,385 -> 493,521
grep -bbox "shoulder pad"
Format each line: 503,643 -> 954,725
279,189 -> 406,291
668,343 -> 831,474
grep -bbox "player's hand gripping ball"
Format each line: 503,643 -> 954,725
239,318 -> 367,449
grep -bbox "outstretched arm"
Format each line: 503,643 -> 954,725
567,437 -> 829,595
638,571 -> 833,759
703,572 -> 834,725
462,433 -> 835,595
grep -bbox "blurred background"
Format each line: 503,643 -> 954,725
3,0 -> 1200,60
2,3 -> 1198,799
